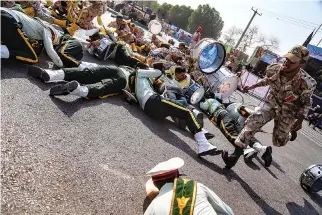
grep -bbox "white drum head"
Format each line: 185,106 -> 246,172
190,87 -> 205,104
148,20 -> 162,35
198,42 -> 226,74
215,76 -> 238,98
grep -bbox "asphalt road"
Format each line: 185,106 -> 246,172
1,51 -> 322,215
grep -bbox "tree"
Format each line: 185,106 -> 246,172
223,26 -> 242,46
188,4 -> 224,39
137,1 -> 159,13
237,25 -> 280,52
261,36 -> 280,51
168,5 -> 193,30
238,25 -> 260,52
156,3 -> 173,20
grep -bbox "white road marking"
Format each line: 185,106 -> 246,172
100,164 -> 134,180
299,128 -> 322,148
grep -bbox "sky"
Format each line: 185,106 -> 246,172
156,0 -> 322,56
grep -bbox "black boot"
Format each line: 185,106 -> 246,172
122,89 -> 138,104
192,109 -> 204,128
204,133 -> 215,140
290,131 -> 297,141
50,81 -> 78,96
222,147 -> 243,169
28,66 -> 50,82
261,146 -> 272,167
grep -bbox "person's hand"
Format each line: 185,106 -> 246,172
91,40 -> 100,47
291,117 -> 304,131
242,86 -> 251,93
53,57 -> 63,68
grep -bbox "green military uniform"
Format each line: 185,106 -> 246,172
235,46 -> 316,149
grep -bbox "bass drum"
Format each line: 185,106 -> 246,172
300,164 -> 322,193
148,20 -> 162,35
206,67 -> 238,99
191,38 -> 226,74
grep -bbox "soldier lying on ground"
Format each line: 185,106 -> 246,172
1,7 -> 83,67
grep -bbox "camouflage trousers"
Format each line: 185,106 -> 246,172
235,105 -> 297,148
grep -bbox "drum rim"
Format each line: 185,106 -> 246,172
197,41 -> 226,75
189,86 -> 205,104
300,165 -> 322,186
148,20 -> 162,35
303,164 -> 321,172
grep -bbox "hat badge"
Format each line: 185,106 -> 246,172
291,48 -> 300,56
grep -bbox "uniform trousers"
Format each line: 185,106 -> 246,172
144,94 -> 201,134
64,66 -> 126,99
235,106 -> 297,148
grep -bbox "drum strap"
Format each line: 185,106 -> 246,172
176,75 -> 191,89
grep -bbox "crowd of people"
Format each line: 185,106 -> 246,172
1,1 -> 319,214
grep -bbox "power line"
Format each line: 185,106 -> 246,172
275,17 -> 316,30
258,8 -> 320,27
261,14 -> 322,33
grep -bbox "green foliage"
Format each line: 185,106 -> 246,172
156,3 -> 173,19
168,5 -> 193,30
188,4 -> 224,39
136,2 -> 224,38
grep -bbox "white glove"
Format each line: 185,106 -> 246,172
52,57 -> 63,67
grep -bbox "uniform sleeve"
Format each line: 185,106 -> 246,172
138,69 -> 162,78
43,29 -> 63,67
251,63 -> 280,88
200,183 -> 234,215
297,81 -> 315,118
144,202 -> 156,215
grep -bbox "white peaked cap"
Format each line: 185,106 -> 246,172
146,157 -> 184,177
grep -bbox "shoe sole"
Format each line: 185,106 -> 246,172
244,151 -> 258,163
28,66 -> 50,82
122,89 -> 138,104
262,146 -> 272,167
50,81 -> 78,96
198,148 -> 221,157
205,133 -> 215,140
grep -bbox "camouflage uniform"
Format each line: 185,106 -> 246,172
15,0 -> 55,23
235,59 -> 316,148
51,0 -> 78,21
77,0 -> 107,29
130,24 -> 145,45
108,20 -> 135,43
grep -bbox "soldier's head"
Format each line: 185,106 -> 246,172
174,67 -> 187,81
146,158 -> 183,190
1,1 -> 15,8
282,45 -> 309,73
116,15 -> 123,25
179,43 -> 186,51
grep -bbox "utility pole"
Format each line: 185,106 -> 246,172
234,7 -> 262,50
317,38 -> 322,46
